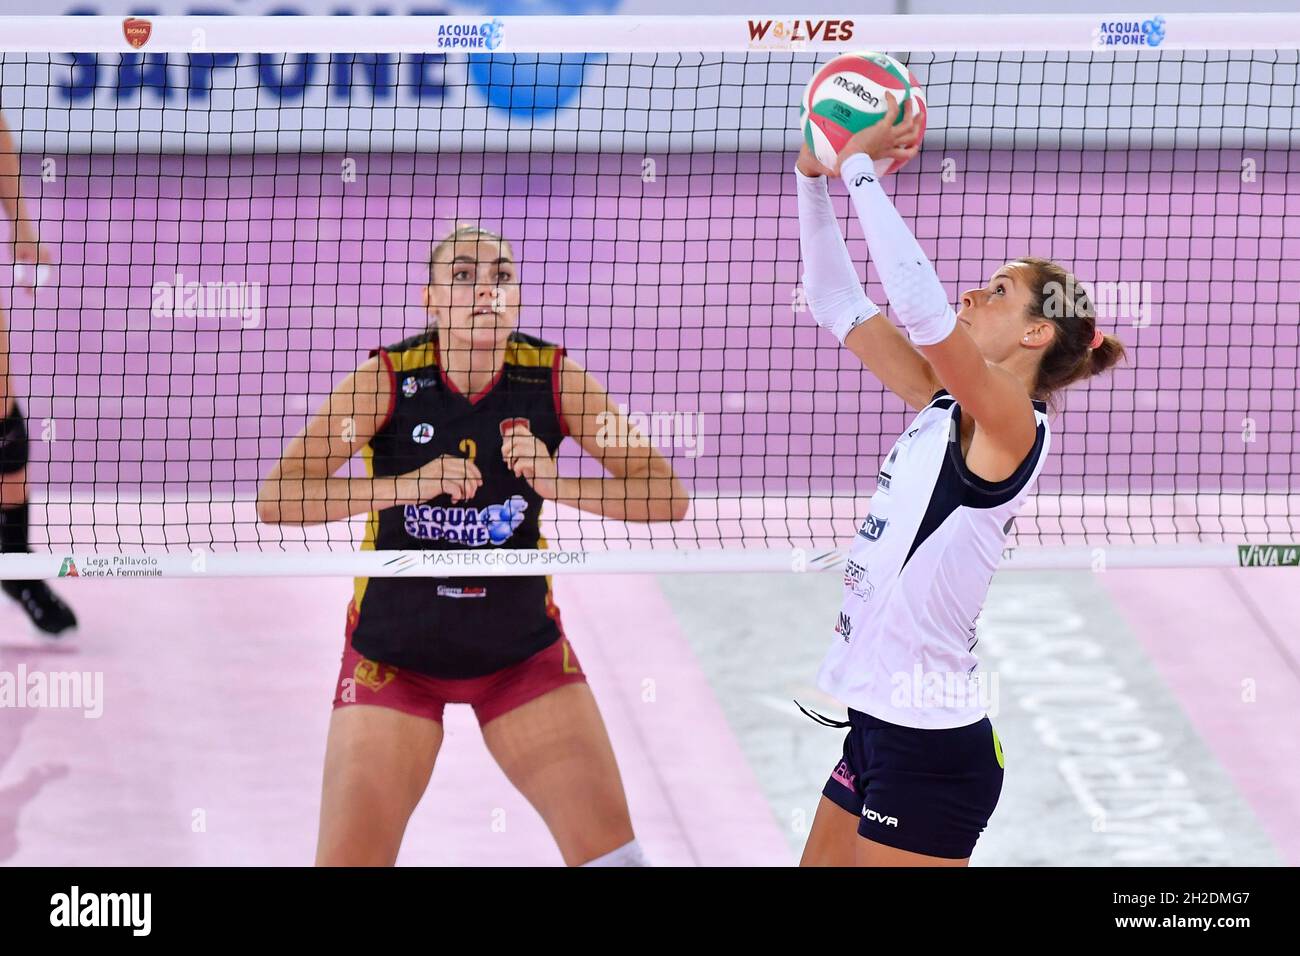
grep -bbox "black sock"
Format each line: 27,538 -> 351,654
0,502 -> 31,555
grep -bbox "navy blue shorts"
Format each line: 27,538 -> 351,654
821,709 -> 1005,860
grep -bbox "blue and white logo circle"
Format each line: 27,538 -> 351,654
482,18 -> 505,51
1142,16 -> 1167,47
412,423 -> 435,444
402,376 -> 419,398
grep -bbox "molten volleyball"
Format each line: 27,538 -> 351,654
801,52 -> 928,175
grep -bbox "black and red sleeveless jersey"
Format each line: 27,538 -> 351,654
347,329 -> 569,679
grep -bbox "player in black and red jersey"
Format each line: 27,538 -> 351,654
258,224 -> 689,866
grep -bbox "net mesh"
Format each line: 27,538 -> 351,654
0,46 -> 1296,564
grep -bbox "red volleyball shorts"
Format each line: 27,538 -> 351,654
332,636 -> 589,727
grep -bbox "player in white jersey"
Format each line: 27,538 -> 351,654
794,95 -> 1125,867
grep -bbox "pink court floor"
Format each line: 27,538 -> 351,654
0,568 -> 792,866
1,555 -> 1297,866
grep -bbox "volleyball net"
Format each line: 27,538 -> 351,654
0,14 -> 1297,576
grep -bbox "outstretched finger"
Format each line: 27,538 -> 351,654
881,91 -> 901,125
892,98 -> 917,137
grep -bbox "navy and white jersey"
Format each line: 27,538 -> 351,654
816,389 -> 1050,729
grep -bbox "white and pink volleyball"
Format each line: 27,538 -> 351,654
800,52 -> 928,176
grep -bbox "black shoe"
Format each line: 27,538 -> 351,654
2,580 -> 78,637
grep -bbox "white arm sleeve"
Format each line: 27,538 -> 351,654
840,153 -> 957,347
794,167 -> 880,345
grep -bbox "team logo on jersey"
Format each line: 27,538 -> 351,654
843,559 -> 874,600
436,585 -> 487,599
402,375 -> 438,398
403,495 -> 528,546
411,423 -> 435,444
857,515 -> 888,541
834,611 -> 853,642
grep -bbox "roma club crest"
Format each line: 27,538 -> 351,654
123,18 -> 153,49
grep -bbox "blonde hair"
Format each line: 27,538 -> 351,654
428,223 -> 514,284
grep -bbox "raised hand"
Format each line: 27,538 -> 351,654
835,92 -> 921,175
797,142 -> 836,179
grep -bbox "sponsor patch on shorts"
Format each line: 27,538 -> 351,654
436,585 -> 487,599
